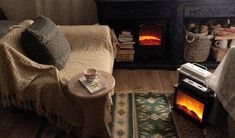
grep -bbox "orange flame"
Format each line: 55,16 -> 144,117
139,35 -> 161,41
139,35 -> 161,46
176,91 -> 204,122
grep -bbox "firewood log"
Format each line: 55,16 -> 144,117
215,35 -> 235,40
213,28 -> 235,36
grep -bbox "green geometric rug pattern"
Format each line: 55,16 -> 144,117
111,93 -> 178,138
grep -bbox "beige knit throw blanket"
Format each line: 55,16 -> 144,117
0,42 -> 83,134
0,20 -> 118,136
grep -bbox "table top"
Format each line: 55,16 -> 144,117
68,70 -> 115,99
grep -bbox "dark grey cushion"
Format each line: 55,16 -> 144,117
21,15 -> 70,70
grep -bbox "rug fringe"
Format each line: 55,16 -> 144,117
165,93 -> 181,138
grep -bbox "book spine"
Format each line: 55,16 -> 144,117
118,37 -> 134,42
119,34 -> 133,38
118,44 -> 134,49
117,49 -> 135,54
121,31 -> 132,36
116,54 -> 134,61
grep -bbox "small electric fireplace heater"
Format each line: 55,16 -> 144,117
136,23 -> 166,59
174,78 -> 214,126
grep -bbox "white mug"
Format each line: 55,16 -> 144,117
215,40 -> 228,49
230,39 -> 235,48
84,68 -> 97,82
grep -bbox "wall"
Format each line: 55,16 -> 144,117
0,0 -> 98,25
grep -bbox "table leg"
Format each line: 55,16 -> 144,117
78,96 -> 111,138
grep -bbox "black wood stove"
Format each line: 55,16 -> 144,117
96,0 -> 235,69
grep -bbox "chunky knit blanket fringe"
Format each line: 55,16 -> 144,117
0,42 -> 83,135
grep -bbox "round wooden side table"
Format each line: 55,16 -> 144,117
67,70 -> 115,138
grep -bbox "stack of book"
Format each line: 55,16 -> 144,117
116,31 -> 135,62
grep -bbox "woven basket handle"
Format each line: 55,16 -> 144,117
185,35 -> 195,43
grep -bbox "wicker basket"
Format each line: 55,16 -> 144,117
184,31 -> 214,62
212,46 -> 229,62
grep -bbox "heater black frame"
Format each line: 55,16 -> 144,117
138,23 -> 163,46
135,22 -> 167,59
173,82 -> 214,127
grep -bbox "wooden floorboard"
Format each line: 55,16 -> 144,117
113,69 -> 178,93
0,69 -> 178,137
0,109 -> 17,138
38,123 -> 61,138
0,109 -> 43,138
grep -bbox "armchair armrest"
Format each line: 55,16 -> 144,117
0,42 -> 83,134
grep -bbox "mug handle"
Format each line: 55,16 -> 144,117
96,72 -> 101,79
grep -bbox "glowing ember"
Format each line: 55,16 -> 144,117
139,35 -> 161,46
138,24 -> 162,46
176,91 -> 204,122
139,35 -> 161,41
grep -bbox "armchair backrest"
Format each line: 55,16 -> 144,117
0,20 -> 33,56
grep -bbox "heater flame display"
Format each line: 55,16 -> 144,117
176,91 -> 204,122
139,35 -> 161,45
139,25 -> 162,46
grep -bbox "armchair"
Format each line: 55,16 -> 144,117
0,20 -> 117,137
206,47 -> 235,137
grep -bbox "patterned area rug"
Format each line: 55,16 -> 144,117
111,93 -> 178,138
